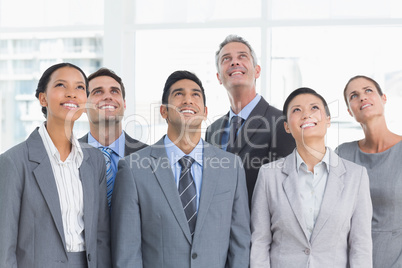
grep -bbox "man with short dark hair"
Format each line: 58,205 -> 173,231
205,35 -> 295,205
111,70 -> 250,268
80,68 -> 146,207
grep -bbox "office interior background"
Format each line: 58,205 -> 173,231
1,0 -> 402,153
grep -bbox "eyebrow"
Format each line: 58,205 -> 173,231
91,86 -> 121,93
54,79 -> 85,85
170,88 -> 202,95
220,51 -> 249,59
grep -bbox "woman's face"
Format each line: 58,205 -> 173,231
38,66 -> 87,124
344,77 -> 386,123
284,93 -> 330,145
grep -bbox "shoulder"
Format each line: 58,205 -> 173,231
335,140 -> 358,157
124,132 -> 148,152
78,133 -> 89,143
207,113 -> 228,130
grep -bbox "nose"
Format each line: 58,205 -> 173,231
302,112 -> 311,120
183,94 -> 193,104
230,58 -> 240,66
65,86 -> 76,98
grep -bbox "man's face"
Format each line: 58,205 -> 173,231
86,75 -> 126,125
160,79 -> 207,131
216,42 -> 261,91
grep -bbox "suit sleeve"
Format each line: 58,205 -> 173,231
348,166 -> 373,267
0,154 -> 22,268
96,155 -> 112,268
227,156 -> 251,268
111,158 -> 143,268
250,166 -> 272,268
271,116 -> 295,160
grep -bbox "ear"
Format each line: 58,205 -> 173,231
382,93 -> 387,104
38,92 -> 48,107
284,121 -> 291,134
347,108 -> 353,117
203,106 -> 208,120
160,104 -> 168,120
326,116 -> 331,128
124,99 -> 127,110
216,72 -> 222,85
254,64 -> 261,79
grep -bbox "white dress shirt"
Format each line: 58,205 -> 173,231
38,122 -> 85,252
295,148 -> 330,240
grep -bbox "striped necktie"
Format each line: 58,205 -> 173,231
178,156 -> 197,237
101,147 -> 114,207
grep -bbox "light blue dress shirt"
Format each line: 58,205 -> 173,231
221,94 -> 261,150
164,135 -> 204,210
88,131 -> 125,191
295,148 -> 330,240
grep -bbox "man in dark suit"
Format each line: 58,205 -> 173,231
111,70 -> 250,267
205,35 -> 295,205
80,68 -> 147,207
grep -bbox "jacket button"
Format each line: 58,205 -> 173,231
304,248 -> 310,255
192,253 -> 198,259
88,253 -> 91,261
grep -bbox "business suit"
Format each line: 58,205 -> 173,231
79,131 -> 147,156
205,96 -> 295,204
111,136 -> 251,268
250,148 -> 373,267
0,128 -> 111,268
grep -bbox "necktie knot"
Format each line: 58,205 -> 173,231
179,156 -> 195,170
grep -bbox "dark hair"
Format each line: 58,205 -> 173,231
283,87 -> 330,122
35,63 -> 88,118
162,70 -> 206,106
215,34 -> 258,71
88,67 -> 126,99
343,75 -> 383,107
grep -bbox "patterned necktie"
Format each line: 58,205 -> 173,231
178,156 -> 197,237
101,147 -> 114,207
227,115 -> 244,152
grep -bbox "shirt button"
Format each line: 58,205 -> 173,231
192,253 -> 198,259
304,248 -> 311,255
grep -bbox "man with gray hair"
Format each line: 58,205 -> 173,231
205,35 -> 295,205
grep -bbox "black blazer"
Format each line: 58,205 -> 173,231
79,131 -> 147,156
205,97 -> 295,205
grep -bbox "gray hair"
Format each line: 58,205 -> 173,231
215,34 -> 258,71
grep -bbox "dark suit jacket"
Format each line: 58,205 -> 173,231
79,131 -> 147,156
0,128 -> 111,268
205,97 -> 295,204
111,137 -> 251,268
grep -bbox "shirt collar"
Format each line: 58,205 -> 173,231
164,135 -> 204,168
229,94 -> 261,122
88,131 -> 125,158
295,147 -> 330,173
38,122 -> 83,165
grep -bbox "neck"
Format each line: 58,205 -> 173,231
90,122 -> 123,146
166,126 -> 201,155
359,116 -> 401,153
46,118 -> 74,161
296,139 -> 326,172
228,87 -> 256,114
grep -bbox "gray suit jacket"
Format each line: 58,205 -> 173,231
79,131 -> 147,156
250,148 -> 373,268
205,97 -> 295,205
0,129 -> 111,268
111,137 -> 251,268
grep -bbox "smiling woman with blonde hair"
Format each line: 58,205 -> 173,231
336,75 -> 402,268
251,87 -> 373,267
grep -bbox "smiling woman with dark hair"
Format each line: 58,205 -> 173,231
250,87 -> 373,267
337,75 -> 402,268
0,63 -> 111,268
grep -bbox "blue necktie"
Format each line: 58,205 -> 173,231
101,147 -> 114,207
227,115 -> 244,152
178,156 -> 197,237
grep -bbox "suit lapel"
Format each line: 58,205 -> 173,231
310,150 -> 345,243
79,151 -> 94,247
282,151 -> 310,241
150,137 -> 193,244
213,113 -> 229,149
28,129 -> 66,250
193,144 -> 219,241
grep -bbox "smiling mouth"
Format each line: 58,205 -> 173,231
99,105 -> 116,110
230,71 -> 244,76
301,123 -> 316,129
62,103 -> 78,109
360,104 -> 372,110
180,109 -> 195,114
